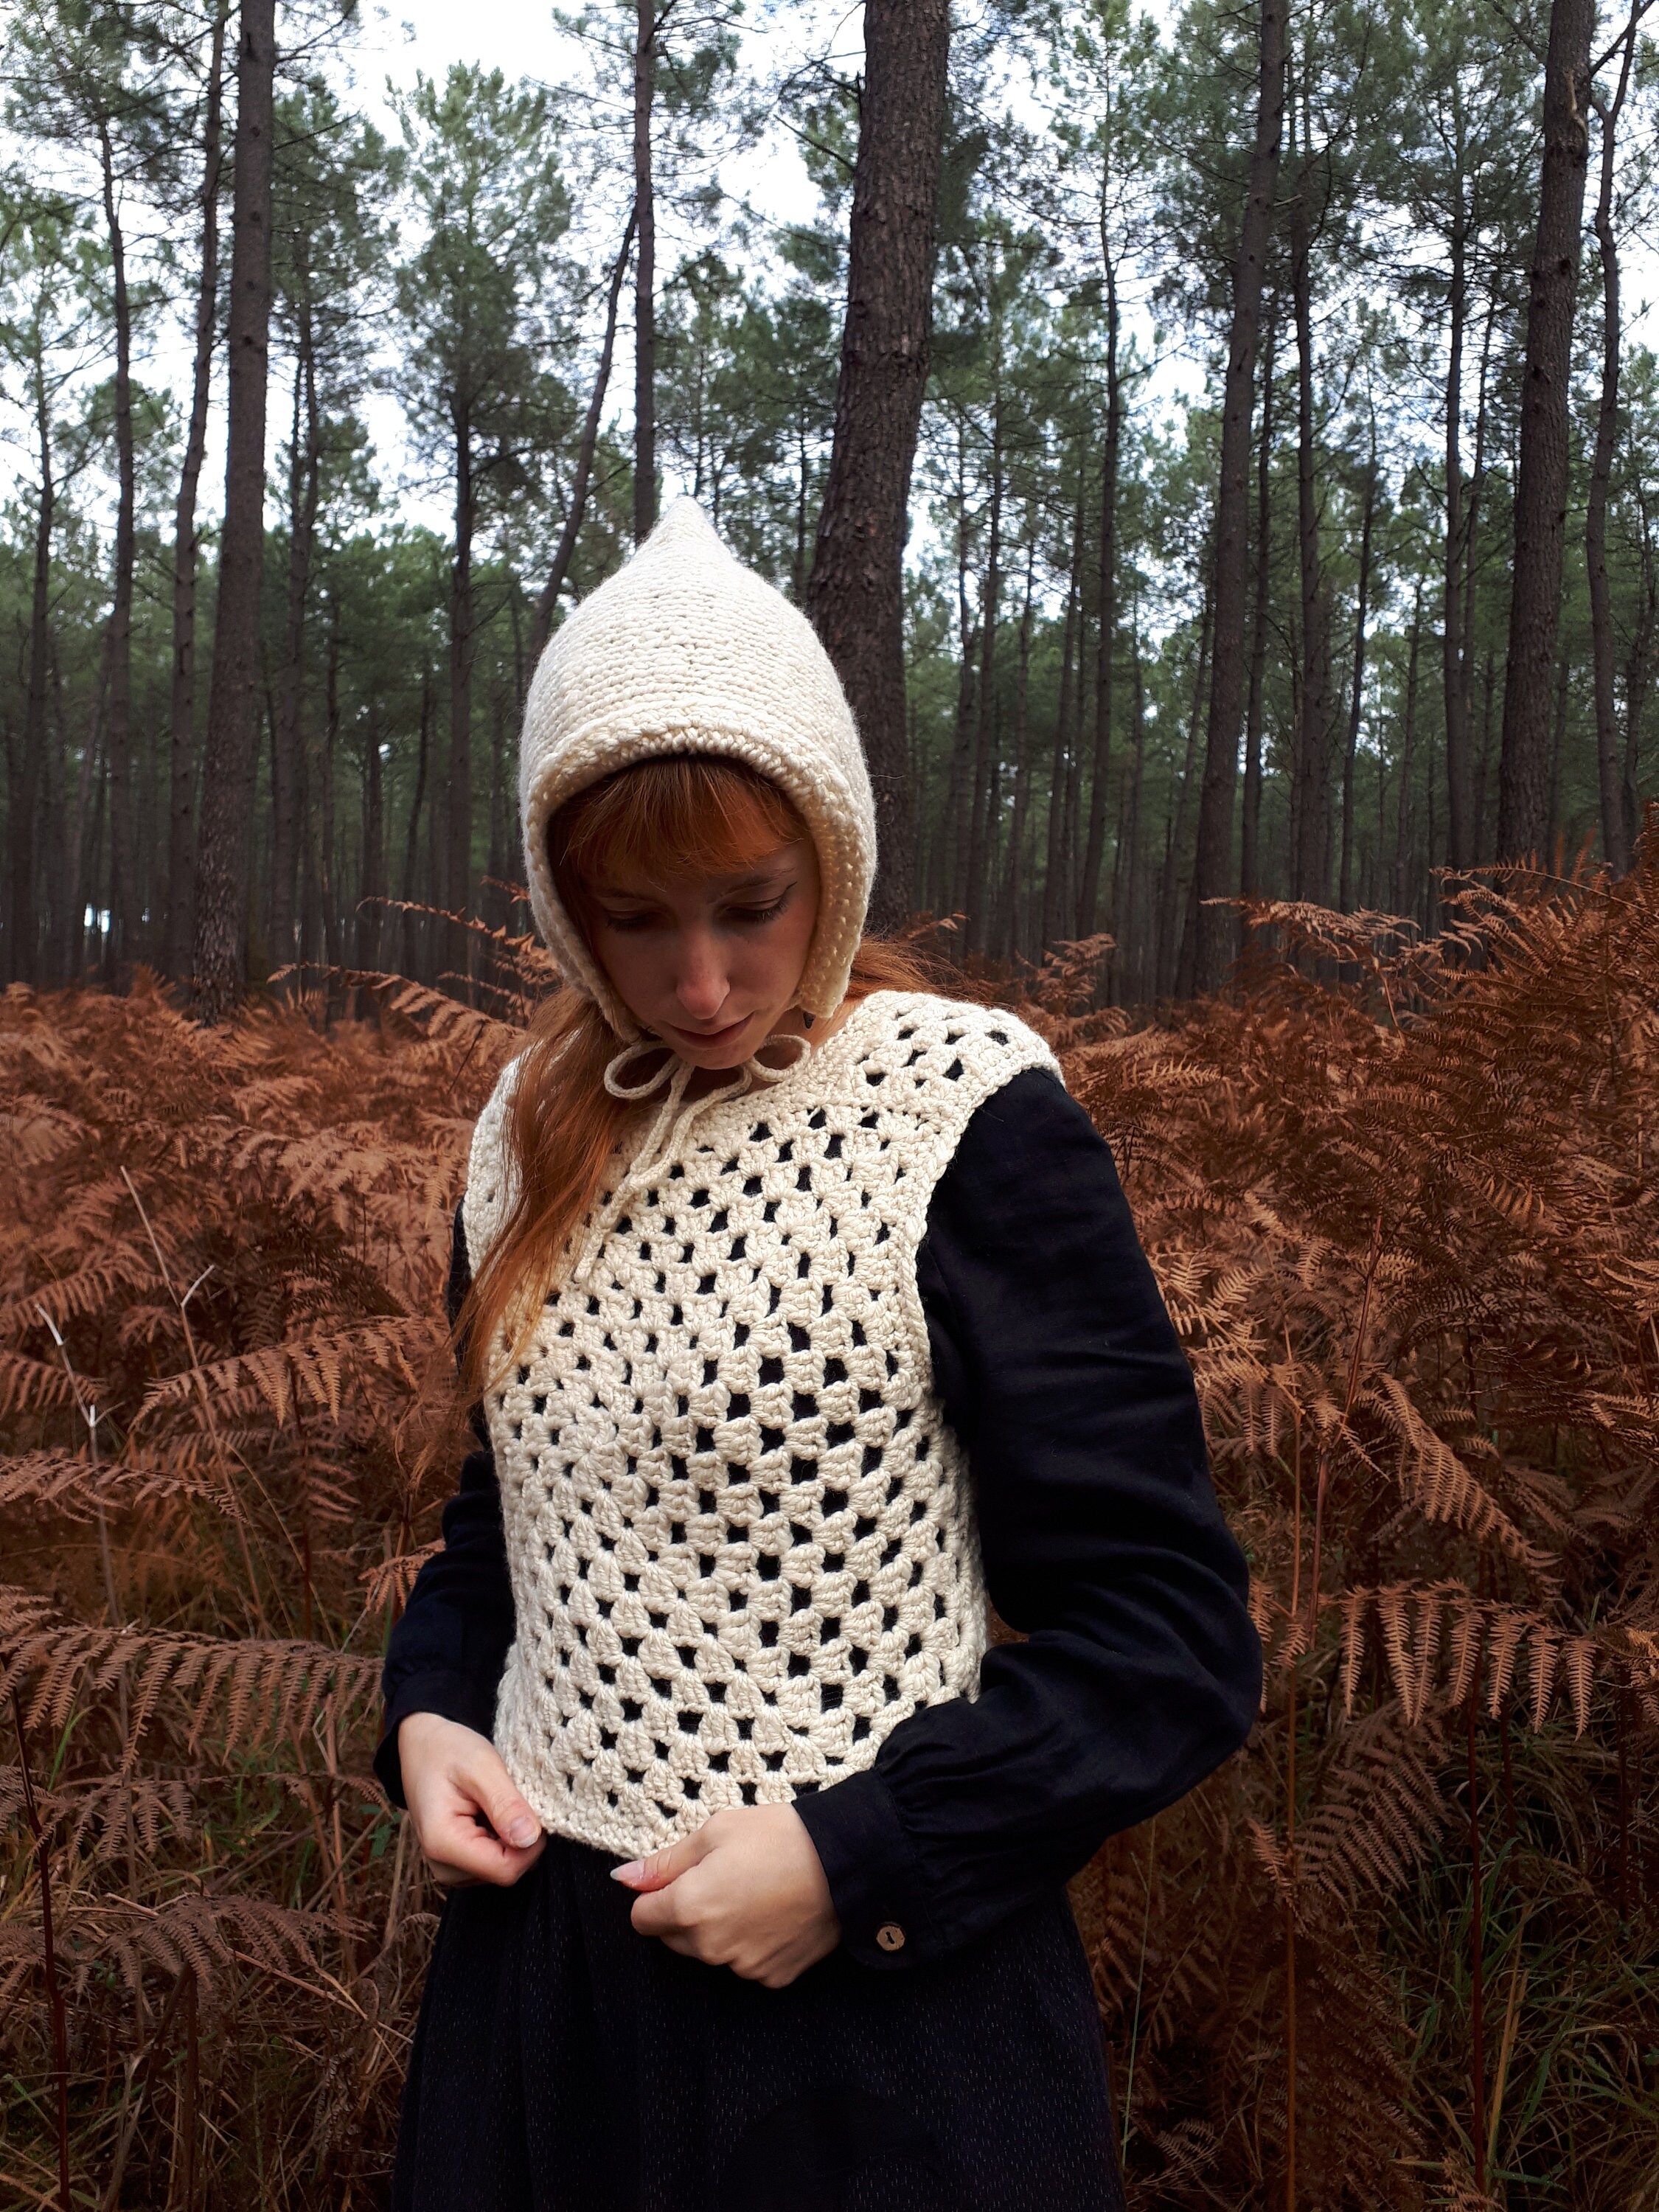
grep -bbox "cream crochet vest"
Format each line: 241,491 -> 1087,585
463,990 -> 1060,1860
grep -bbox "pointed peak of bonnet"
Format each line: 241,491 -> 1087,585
642,495 -> 730,560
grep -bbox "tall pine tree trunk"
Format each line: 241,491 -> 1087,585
99,120 -> 138,977
964,408 -> 1003,956
942,440 -> 978,917
1498,0 -> 1595,860
448,399 -> 476,988
1394,593 -> 1422,913
272,328 -> 319,975
1077,242 -> 1121,936
1622,489 -> 1655,857
1587,10 -> 1640,877
361,694 -> 383,971
1241,301 -> 1276,903
11,355 -> 53,985
805,0 -> 950,933
1290,122 -> 1331,904
167,0 -> 226,985
193,0 -> 276,1020
532,207 -> 636,667
402,672 -> 431,981
1441,158 -> 1473,871
998,538 -> 1037,956
1340,453 -> 1375,911
1189,0 -> 1286,990
1110,616 -> 1147,1002
633,0 -> 656,544
1042,462 -> 1085,950
1162,582 -> 1213,998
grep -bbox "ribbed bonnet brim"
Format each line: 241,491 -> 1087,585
518,498 -> 877,1037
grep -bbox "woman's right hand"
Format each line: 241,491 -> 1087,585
397,1711 -> 546,1888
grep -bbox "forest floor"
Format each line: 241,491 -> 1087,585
4,842 -> 1658,2210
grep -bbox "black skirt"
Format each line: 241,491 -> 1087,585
392,1834 -> 1124,2212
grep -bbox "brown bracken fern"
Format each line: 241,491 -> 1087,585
4,841 -> 1658,2207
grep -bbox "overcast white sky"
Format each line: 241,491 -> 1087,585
4,2 -> 1654,563
342,0 -> 842,524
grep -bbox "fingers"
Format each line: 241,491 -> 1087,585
473,1768 -> 543,1853
422,1806 -> 546,1888
622,1804 -> 841,1986
628,1867 -> 702,1939
399,1717 -> 546,1889
610,1823 -> 714,1893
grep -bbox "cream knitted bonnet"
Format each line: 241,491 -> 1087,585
519,498 -> 877,1038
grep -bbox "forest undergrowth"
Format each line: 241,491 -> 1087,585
3,832 -> 1658,2210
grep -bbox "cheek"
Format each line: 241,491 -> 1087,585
591,931 -> 668,1011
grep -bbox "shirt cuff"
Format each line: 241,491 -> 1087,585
792,1767 -> 938,1971
375,1669 -> 501,1809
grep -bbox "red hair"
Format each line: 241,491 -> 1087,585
457,755 -> 932,1403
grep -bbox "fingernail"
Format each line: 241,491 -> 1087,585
611,1860 -> 644,1882
507,1817 -> 539,1848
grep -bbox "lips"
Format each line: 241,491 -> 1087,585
664,1015 -> 751,1049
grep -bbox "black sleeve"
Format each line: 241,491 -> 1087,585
793,1066 -> 1262,1969
372,1203 -> 518,1809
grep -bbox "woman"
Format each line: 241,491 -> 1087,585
378,498 -> 1260,2212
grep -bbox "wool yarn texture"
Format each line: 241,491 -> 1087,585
518,497 -> 877,1037
463,991 -> 1060,1862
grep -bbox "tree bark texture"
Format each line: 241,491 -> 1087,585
1189,0 -> 1286,991
1497,0 -> 1595,861
1587,11 -> 1641,877
99,121 -> 138,975
167,1 -> 227,984
192,0 -> 276,1020
633,0 -> 656,545
804,0 -> 950,936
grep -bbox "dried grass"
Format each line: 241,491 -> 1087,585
3,846 -> 1657,2208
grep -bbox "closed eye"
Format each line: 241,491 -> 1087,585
723,894 -> 790,926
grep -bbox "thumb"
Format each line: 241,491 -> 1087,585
611,1827 -> 711,1892
473,1767 -> 541,1852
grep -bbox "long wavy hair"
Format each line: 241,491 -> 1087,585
456,754 -> 933,1403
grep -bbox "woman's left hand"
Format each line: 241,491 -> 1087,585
612,1804 -> 840,1988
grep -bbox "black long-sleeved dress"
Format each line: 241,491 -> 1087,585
381,1070 -> 1259,2212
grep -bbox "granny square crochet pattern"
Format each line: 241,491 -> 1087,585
463,991 -> 1060,1860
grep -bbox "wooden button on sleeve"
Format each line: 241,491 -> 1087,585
875,1922 -> 905,1952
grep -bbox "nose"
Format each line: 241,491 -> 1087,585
672,927 -> 731,1025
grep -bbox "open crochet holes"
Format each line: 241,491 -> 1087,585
473,998 -> 1057,1855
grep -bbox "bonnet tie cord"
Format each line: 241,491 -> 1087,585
569,1029 -> 815,1286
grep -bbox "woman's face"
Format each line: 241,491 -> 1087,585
582,838 -> 823,1070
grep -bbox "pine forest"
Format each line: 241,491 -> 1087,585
1,0 -> 1658,2205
